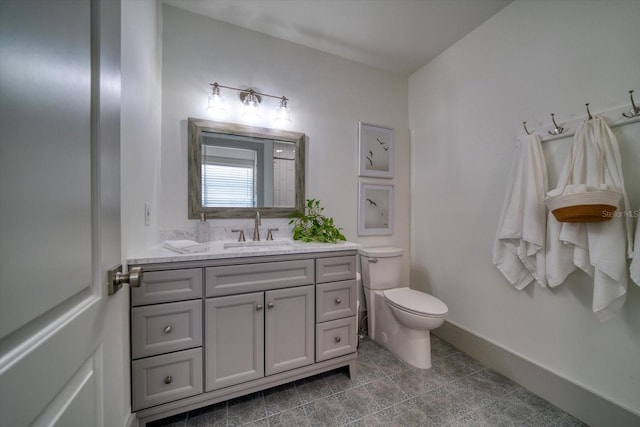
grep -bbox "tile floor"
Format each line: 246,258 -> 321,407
149,336 -> 586,426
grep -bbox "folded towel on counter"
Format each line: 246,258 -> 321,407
546,116 -> 632,322
162,240 -> 209,254
631,223 -> 640,286
492,133 -> 549,289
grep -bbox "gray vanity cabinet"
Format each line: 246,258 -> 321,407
130,251 -> 357,427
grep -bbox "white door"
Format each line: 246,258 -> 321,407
0,1 -> 127,426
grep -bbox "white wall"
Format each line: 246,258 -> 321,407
121,0 -> 162,258
121,0 -> 162,421
159,5 -> 411,282
409,0 -> 640,416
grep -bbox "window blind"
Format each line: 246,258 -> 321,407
202,155 -> 255,207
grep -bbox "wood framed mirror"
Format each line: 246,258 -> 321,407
188,117 -> 305,218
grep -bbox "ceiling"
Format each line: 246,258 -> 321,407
163,0 -> 512,76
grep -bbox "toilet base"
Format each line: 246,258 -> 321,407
389,329 -> 432,369
369,289 -> 435,369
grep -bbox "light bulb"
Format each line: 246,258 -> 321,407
242,91 -> 261,122
273,96 -> 291,125
207,83 -> 227,117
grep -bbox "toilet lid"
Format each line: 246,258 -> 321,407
358,247 -> 403,258
383,288 -> 448,317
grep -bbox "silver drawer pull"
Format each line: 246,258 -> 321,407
164,376 -> 172,385
267,302 -> 275,309
163,325 -> 172,334
367,258 -> 378,263
334,336 -> 341,343
335,298 -> 342,304
256,304 -> 263,311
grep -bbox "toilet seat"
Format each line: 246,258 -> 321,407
384,287 -> 448,318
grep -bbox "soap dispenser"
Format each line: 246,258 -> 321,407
197,213 -> 210,243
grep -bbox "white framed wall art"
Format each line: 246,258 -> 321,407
358,122 -> 394,178
358,182 -> 394,236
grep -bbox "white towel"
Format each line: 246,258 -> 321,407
162,240 -> 209,254
631,222 -> 640,285
492,133 -> 549,289
546,117 -> 632,322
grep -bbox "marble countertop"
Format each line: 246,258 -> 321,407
128,240 -> 361,265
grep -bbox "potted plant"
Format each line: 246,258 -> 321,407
289,199 -> 346,243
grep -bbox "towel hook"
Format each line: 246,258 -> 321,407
523,121 -> 532,135
622,90 -> 640,118
585,103 -> 593,120
548,113 -> 565,136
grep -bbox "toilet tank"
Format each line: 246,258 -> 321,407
359,247 -> 403,290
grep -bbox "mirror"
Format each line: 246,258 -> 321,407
188,117 -> 305,218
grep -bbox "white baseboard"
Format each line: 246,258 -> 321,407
433,321 -> 640,427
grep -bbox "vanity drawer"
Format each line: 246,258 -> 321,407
315,317 -> 357,362
316,256 -> 356,284
316,279 -> 357,322
206,259 -> 314,297
132,268 -> 202,306
132,348 -> 203,411
132,300 -> 202,359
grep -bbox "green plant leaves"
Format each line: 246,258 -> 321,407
289,199 -> 346,243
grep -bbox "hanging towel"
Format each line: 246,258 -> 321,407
631,222 -> 640,285
546,116 -> 632,322
492,133 -> 549,289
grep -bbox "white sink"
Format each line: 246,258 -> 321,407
223,240 -> 296,250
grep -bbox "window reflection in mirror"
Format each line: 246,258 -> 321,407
201,133 -> 264,208
188,118 -> 305,219
202,143 -> 258,208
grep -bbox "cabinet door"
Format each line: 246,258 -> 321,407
265,285 -> 315,376
205,293 -> 264,391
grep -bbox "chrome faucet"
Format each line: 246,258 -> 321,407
253,211 -> 261,241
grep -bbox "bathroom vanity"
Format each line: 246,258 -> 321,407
128,241 -> 359,426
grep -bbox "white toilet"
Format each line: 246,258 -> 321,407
360,247 -> 448,369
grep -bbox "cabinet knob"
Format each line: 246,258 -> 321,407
335,298 -> 342,304
164,376 -> 172,385
334,336 -> 341,343
267,302 -> 275,309
163,325 -> 172,334
256,304 -> 263,311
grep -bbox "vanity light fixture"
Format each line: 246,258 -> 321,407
208,82 -> 291,124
